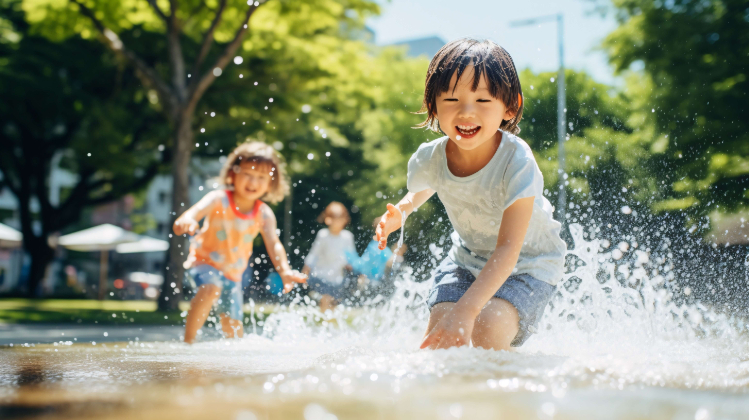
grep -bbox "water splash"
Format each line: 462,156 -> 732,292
253,222 -> 749,394
4,223 -> 748,418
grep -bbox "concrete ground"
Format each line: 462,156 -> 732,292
0,323 -> 184,345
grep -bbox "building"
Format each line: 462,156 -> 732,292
387,36 -> 446,59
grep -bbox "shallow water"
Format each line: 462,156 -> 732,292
2,224 -> 749,419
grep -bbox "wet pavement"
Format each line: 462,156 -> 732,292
1,337 -> 748,420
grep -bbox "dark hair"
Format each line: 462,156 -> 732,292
417,38 -> 524,135
316,201 -> 351,226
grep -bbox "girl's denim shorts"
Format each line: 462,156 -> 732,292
427,257 -> 556,347
187,265 -> 244,321
308,277 -> 345,300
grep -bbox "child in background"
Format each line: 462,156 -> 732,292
303,202 -> 357,313
376,38 -> 566,351
174,142 -> 306,344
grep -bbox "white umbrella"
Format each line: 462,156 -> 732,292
709,214 -> 749,246
58,224 -> 140,251
116,236 -> 169,254
128,272 -> 164,286
0,223 -> 22,248
58,224 -> 141,300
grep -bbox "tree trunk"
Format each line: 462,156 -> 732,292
158,111 -> 193,311
25,237 -> 55,298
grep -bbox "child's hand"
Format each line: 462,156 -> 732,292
374,203 -> 403,250
173,218 -> 199,236
420,309 -> 475,350
279,269 -> 307,293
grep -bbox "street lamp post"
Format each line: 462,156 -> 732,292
510,14 -> 566,223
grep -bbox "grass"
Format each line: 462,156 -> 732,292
0,298 -> 297,326
0,298 -> 187,325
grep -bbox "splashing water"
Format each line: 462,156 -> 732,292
2,224 -> 749,418
389,210 -> 408,274
397,210 -> 407,250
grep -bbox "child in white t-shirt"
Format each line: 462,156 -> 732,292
376,38 -> 566,351
303,201 -> 357,313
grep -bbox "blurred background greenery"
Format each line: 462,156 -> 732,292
0,0 -> 746,312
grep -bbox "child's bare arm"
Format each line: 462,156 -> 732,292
173,192 -> 219,235
375,189 -> 435,249
421,197 -> 534,350
258,204 -> 307,292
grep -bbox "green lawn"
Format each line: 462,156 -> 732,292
0,299 -> 276,325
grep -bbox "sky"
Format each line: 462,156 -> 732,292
367,0 -> 619,85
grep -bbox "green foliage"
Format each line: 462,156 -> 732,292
601,0 -> 749,217
0,29 -> 166,230
0,2 -> 169,296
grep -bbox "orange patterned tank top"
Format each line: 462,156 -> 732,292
184,190 -> 263,282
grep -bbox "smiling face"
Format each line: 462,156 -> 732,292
230,161 -> 273,202
435,66 -> 516,152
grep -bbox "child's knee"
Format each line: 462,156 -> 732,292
475,298 -> 520,331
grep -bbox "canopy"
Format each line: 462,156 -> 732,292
128,272 -> 164,286
116,236 -> 169,254
58,224 -> 141,252
0,223 -> 22,248
709,214 -> 749,246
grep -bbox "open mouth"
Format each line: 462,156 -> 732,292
456,125 -> 481,139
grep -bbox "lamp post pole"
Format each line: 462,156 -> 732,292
510,14 -> 566,222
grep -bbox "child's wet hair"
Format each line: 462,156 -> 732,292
219,141 -> 290,204
317,201 -> 351,226
417,38 -> 524,134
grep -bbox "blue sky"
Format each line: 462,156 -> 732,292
367,0 -> 619,85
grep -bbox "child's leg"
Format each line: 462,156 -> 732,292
424,300 -> 519,351
217,278 -> 244,339
219,314 -> 244,339
184,284 -> 221,344
471,298 -> 520,351
319,294 -> 336,313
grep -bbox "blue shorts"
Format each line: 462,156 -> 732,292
187,265 -> 243,321
427,258 -> 556,347
308,277 -> 345,300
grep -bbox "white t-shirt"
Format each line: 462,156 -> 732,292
407,132 -> 566,285
304,228 -> 357,285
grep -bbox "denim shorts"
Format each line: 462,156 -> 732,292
308,277 -> 345,300
427,258 -> 556,347
187,265 -> 243,321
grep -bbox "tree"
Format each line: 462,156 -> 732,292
0,3 -> 166,296
598,0 -> 749,220
22,0 -> 379,308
